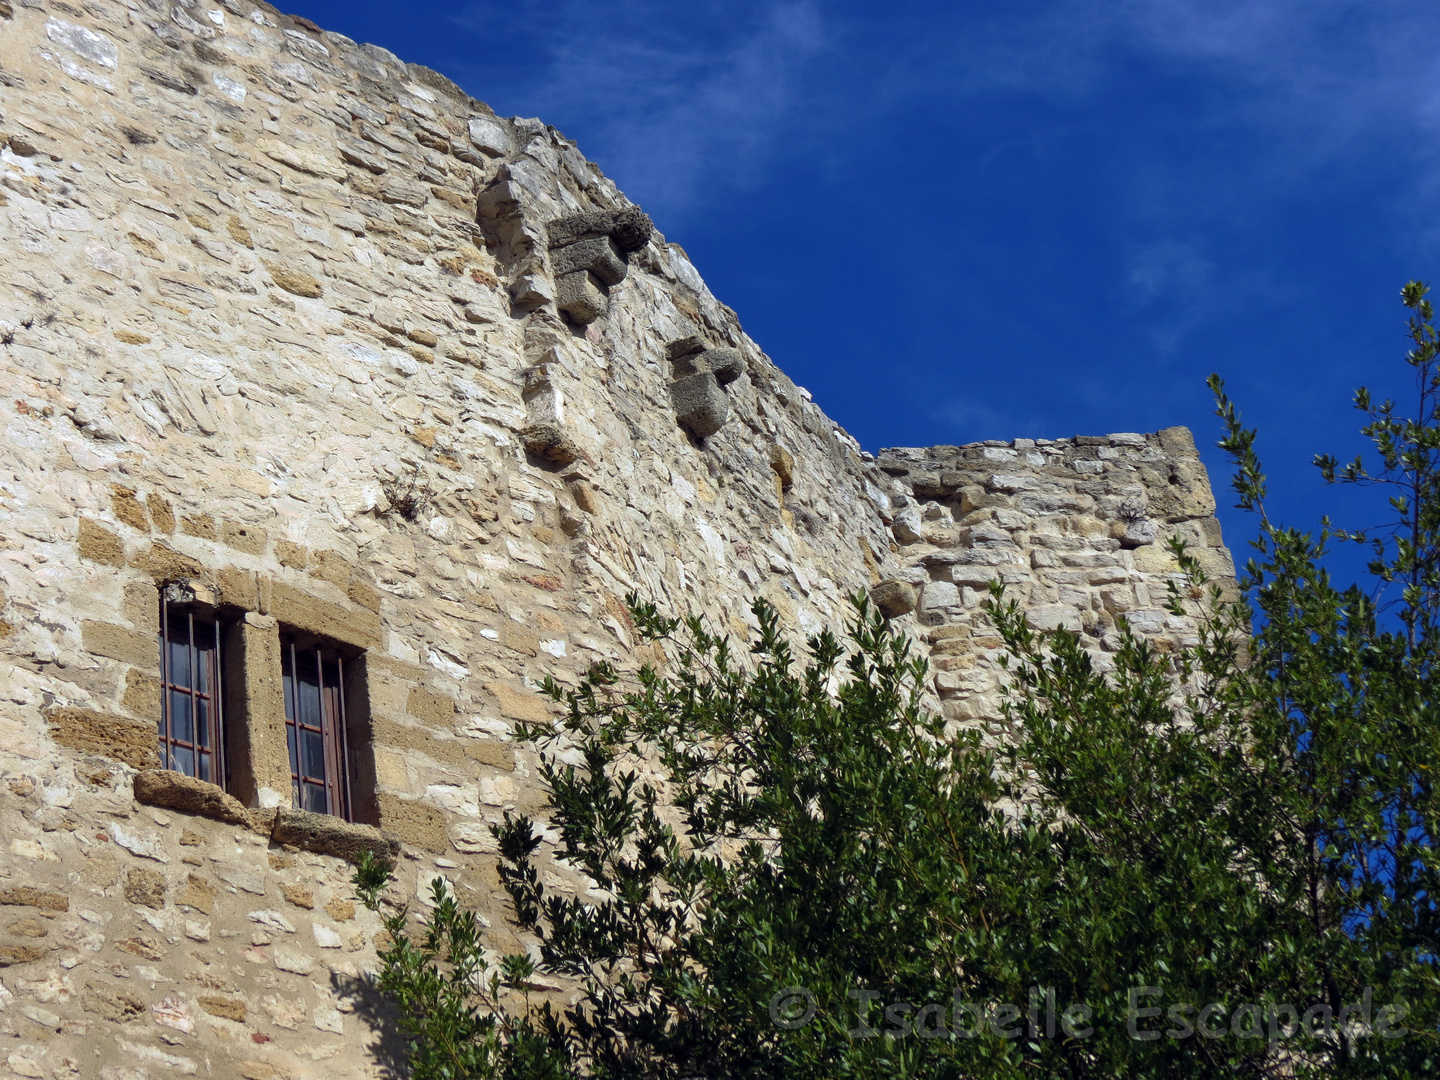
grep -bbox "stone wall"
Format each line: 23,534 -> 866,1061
0,1 -> 1232,1077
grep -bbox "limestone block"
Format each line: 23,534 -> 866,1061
130,543 -> 205,581
919,581 -> 960,613
1025,604 -> 1083,632
133,771 -> 251,827
266,264 -> 324,298
770,444 -> 795,491
510,270 -> 554,309
467,116 -> 511,156
869,580 -> 916,618
0,887 -> 69,914
378,176 -> 430,207
551,237 -> 627,287
484,681 -> 551,722
373,794 -> 448,852
556,270 -> 607,324
45,705 -> 158,771
221,521 -> 267,556
407,687 -> 456,725
665,336 -> 708,363
269,808 -> 401,864
670,372 -> 729,438
892,505 -> 923,544
111,485 -> 150,531
1112,519 -> 1158,548
521,422 -> 583,466
265,582 -> 382,650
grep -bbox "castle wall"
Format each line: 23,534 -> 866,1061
0,2 -> 1231,1076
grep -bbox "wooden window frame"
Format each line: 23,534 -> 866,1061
280,633 -> 353,821
158,586 -> 225,787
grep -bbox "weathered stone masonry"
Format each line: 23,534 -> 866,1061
0,2 -> 1233,1077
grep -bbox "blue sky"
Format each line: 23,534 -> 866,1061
295,0 -> 1440,568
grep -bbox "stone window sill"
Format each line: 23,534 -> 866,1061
133,770 -> 401,863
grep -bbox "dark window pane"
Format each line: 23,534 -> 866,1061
197,752 -> 211,784
302,728 -> 326,781
195,697 -> 211,749
302,783 -> 327,814
167,631 -> 191,687
170,744 -> 195,776
169,690 -> 193,745
282,667 -> 295,722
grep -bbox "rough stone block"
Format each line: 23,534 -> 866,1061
146,493 -> 176,534
919,581 -> 960,612
44,706 -> 159,769
869,580 -> 917,618
221,521 -> 267,556
133,770 -> 252,827
372,795 -> 447,852
265,264 -> 323,298
556,270 -> 607,324
130,542 -> 205,581
266,582 -> 381,650
551,236 -> 627,286
521,422 -> 583,466
0,887 -> 68,913
198,995 -> 247,1022
769,444 -> 795,490
701,348 -> 745,386
509,270 -> 554,309
77,518 -> 124,566
269,808 -> 401,864
1157,425 -> 1197,459
466,741 -> 515,771
467,116 -> 511,156
181,513 -> 218,540
122,669 -> 161,717
670,372 -> 729,439
671,346 -> 744,386
82,621 -> 158,668
124,867 -> 167,909
665,335 -> 707,363
546,206 -> 654,253
407,687 -> 455,724
216,568 -> 258,610
1025,604 -> 1083,632
111,485 -> 150,531
484,681 -> 551,723
891,505 -> 923,544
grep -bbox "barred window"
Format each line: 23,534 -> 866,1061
280,634 -> 352,820
159,588 -> 224,785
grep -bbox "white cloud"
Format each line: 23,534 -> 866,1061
449,0 -> 828,225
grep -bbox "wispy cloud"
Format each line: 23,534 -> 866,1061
447,0 -> 828,225
440,1 -> 1440,264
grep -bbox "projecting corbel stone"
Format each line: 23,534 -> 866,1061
869,580 -> 917,619
545,206 -> 655,325
671,372 -> 729,439
552,236 -> 627,286
556,270 -> 607,324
